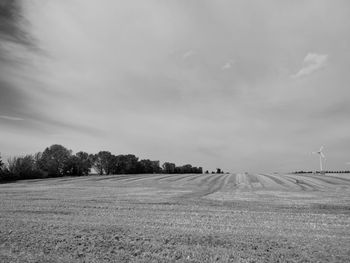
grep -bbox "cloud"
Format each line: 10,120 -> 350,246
182,50 -> 195,59
2,0 -> 350,172
0,115 -> 24,121
292,53 -> 328,78
221,59 -> 235,70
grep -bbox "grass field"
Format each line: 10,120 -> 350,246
1,173 -> 350,262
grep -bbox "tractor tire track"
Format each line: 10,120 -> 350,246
186,173 -> 207,182
179,174 -> 229,199
119,174 -> 166,184
258,173 -> 302,190
166,174 -> 198,183
283,175 -> 320,191
306,175 -> 350,186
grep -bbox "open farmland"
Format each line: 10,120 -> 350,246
0,173 -> 350,262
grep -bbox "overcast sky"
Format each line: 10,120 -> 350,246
1,0 -> 350,172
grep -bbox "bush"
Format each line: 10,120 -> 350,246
7,155 -> 46,180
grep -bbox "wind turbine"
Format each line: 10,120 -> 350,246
312,146 -> 325,173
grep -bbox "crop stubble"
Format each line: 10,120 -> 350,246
0,173 -> 350,262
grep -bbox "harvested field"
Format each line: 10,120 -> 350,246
0,173 -> 350,262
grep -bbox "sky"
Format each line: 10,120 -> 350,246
1,0 -> 350,172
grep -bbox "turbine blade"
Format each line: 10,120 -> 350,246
320,152 -> 325,158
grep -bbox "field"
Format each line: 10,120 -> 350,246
0,173 -> 350,262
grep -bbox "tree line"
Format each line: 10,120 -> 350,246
293,170 -> 350,174
0,144 -> 203,182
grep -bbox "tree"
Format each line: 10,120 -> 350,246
89,154 -> 101,175
64,151 -> 93,176
75,151 -> 92,175
1,144 -> 206,180
192,167 -> 203,174
38,144 -> 72,177
91,151 -> 114,175
6,155 -> 45,180
173,164 -> 202,174
182,164 -> 193,173
151,160 -> 161,173
0,154 -> 6,180
33,152 -> 42,170
0,154 -> 3,170
63,155 -> 80,176
113,154 -> 139,174
138,159 -> 161,174
139,159 -> 153,174
162,162 -> 176,174
0,156 -> 13,181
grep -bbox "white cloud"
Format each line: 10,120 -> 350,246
0,115 -> 24,121
182,50 -> 195,59
222,59 -> 235,70
292,53 -> 328,78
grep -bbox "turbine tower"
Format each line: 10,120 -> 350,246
312,146 -> 325,173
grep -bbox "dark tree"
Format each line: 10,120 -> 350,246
151,160 -> 161,173
63,152 -> 92,176
89,154 -> 102,175
1,143 -> 205,181
0,154 -> 13,181
162,162 -> 176,174
193,167 -> 203,174
75,151 -> 92,175
139,159 -> 154,174
0,154 -> 3,170
91,151 -> 114,175
7,154 -> 44,179
181,164 -> 193,173
38,144 -> 72,177
33,152 -> 42,170
138,159 -> 161,174
113,154 -> 139,174
63,155 -> 80,176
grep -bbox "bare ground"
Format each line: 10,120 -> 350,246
0,173 -> 350,262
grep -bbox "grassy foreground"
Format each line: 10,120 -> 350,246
0,173 -> 350,262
